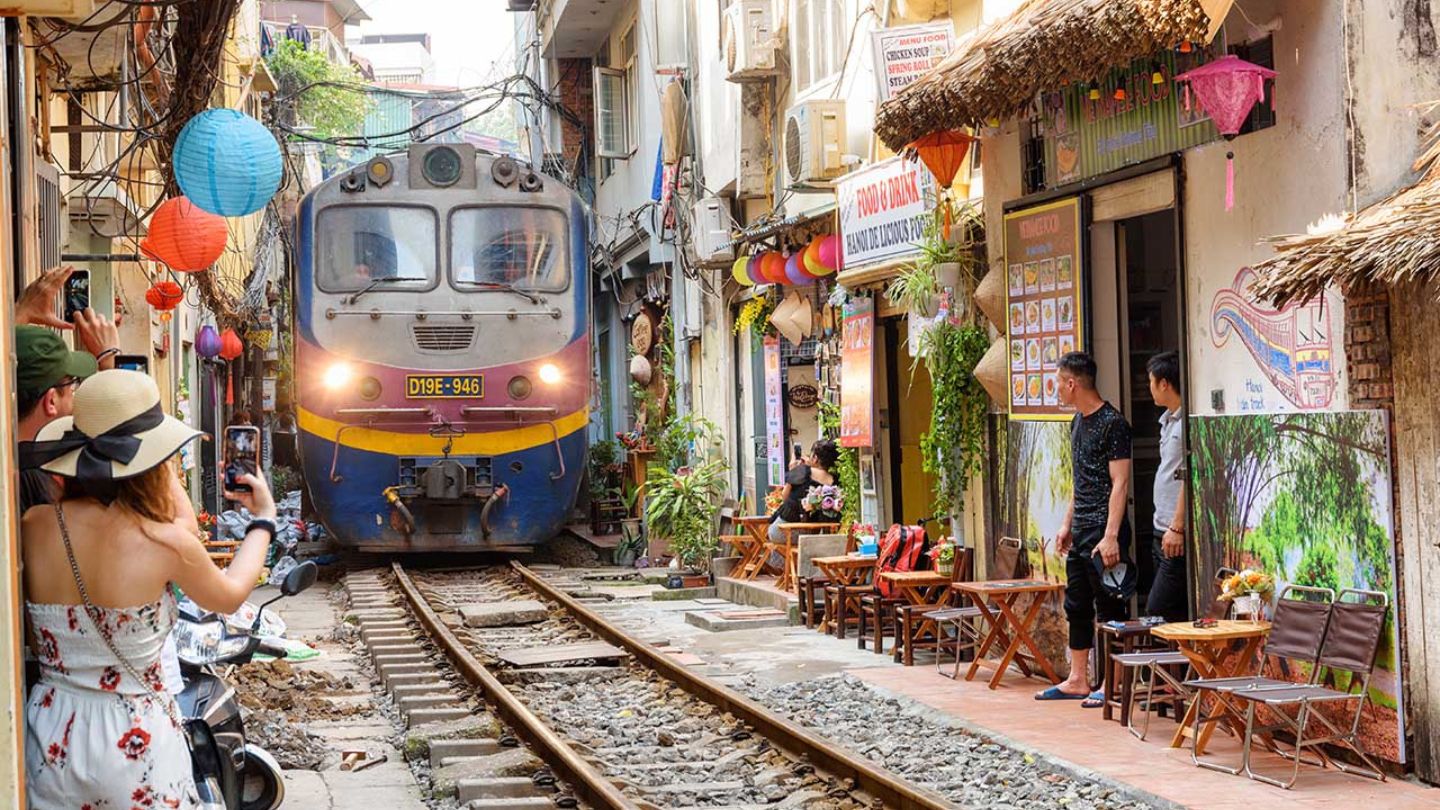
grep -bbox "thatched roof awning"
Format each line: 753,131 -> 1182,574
873,0 -> 1220,151
1250,135 -> 1440,306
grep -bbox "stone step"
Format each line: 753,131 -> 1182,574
430,738 -> 502,767
408,706 -> 472,728
397,692 -> 461,712
456,777 -> 544,803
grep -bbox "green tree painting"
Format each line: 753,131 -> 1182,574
1188,411 -> 1404,762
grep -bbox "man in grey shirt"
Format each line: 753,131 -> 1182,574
1146,352 -> 1188,621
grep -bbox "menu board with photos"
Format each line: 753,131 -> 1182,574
1003,197 -> 1085,420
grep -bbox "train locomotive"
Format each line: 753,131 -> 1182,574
292,144 -> 590,551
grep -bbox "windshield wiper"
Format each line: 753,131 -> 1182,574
471,282 -> 543,305
345,277 -> 407,305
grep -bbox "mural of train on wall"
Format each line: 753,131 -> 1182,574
1211,267 -> 1337,411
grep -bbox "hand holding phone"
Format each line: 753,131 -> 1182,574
63,270 -> 90,324
224,426 -> 260,494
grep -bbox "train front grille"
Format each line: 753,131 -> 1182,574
410,324 -> 477,352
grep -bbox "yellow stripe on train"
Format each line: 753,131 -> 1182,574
296,407 -> 589,456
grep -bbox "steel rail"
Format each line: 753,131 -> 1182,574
511,562 -> 955,810
389,563 -> 638,810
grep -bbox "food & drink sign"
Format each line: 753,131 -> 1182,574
871,23 -> 955,102
1003,197 -> 1085,421
837,156 -> 936,270
840,297 -> 875,447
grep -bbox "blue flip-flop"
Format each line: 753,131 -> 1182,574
1081,690 -> 1106,708
1034,686 -> 1088,701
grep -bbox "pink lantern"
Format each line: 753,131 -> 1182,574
1175,55 -> 1276,211
746,255 -> 765,285
817,235 -> 842,273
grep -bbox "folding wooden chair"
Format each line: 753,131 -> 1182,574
1226,589 -> 1389,789
1186,584 -> 1335,775
934,539 -> 1023,677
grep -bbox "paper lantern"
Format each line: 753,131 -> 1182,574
817,236 -> 842,272
732,256 -> 755,286
174,109 -> 284,216
196,324 -> 222,359
140,197 -> 227,271
906,130 -> 975,238
1175,55 -> 1277,211
803,239 -> 832,277
783,252 -> 813,286
746,255 -> 766,286
145,281 -> 184,311
760,252 -> 787,285
218,328 -> 244,361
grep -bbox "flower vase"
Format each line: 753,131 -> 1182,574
1233,593 -> 1262,623
935,560 -> 954,578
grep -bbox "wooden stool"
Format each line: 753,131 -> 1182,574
797,576 -> 829,629
824,582 -> 872,638
857,592 -> 901,653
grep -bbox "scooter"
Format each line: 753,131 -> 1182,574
173,560 -> 320,810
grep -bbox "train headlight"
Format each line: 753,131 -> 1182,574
323,362 -> 354,390
358,376 -> 383,400
507,375 -> 533,400
538,363 -> 562,385
422,146 -> 463,187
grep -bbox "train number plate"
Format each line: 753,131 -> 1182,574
405,374 -> 484,398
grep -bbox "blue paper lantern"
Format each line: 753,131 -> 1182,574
174,110 -> 283,217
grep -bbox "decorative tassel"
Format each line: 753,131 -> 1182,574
1225,152 -> 1236,211
225,366 -> 235,406
943,199 -> 953,241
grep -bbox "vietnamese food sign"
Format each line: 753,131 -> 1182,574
763,335 -> 785,484
840,297 -> 875,448
837,156 -> 937,270
872,22 -> 955,102
1003,197 -> 1085,421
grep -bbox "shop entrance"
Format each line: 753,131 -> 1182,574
881,317 -> 938,535
1088,171 -> 1184,606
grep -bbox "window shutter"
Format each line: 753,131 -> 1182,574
593,66 -> 629,159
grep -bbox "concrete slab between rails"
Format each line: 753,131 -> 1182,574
497,666 -> 626,686
464,798 -> 555,810
406,706 -> 472,728
454,776 -> 543,802
403,714 -> 505,762
684,608 -> 791,632
430,748 -> 543,798
385,670 -> 444,689
397,692 -> 461,712
430,737 -> 503,767
651,586 -> 718,601
391,681 -> 452,698
458,600 -> 549,627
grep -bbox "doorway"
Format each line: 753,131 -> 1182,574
881,317 -> 938,534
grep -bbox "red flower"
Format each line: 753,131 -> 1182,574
39,688 -> 54,708
143,662 -> 166,692
132,788 -> 146,802
46,742 -> 60,762
99,666 -> 122,692
66,607 -> 80,632
117,726 -> 151,760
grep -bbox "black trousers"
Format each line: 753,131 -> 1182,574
1064,521 -> 1132,650
1146,529 -> 1190,622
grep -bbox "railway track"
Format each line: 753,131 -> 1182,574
343,562 -> 954,810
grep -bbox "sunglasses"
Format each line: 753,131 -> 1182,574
48,377 -> 81,394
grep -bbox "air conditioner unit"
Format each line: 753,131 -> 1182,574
784,100 -> 847,185
723,0 -> 778,82
690,197 -> 734,262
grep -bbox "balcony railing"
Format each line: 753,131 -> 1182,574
261,21 -> 352,68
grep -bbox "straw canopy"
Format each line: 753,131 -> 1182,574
1250,112 -> 1440,306
873,0 -> 1213,151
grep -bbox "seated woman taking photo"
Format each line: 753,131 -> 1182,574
21,370 -> 278,809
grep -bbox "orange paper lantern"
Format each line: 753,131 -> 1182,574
140,197 -> 228,271
907,130 -> 976,239
218,328 -> 244,361
144,281 -> 184,311
760,252 -> 787,284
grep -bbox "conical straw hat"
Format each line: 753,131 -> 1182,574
974,264 -> 1007,332
973,337 -> 1010,404
770,291 -> 813,344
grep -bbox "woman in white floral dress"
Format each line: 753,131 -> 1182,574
21,371 -> 278,809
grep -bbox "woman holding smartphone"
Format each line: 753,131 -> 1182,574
20,370 -> 278,809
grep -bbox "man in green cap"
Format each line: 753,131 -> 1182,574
15,325 -> 101,512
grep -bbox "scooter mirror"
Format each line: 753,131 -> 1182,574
281,561 -> 319,596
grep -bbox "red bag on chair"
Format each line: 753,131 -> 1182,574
876,524 -> 927,597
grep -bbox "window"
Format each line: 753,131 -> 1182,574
316,206 -> 438,292
593,20 -> 638,173
794,0 -> 847,92
1231,36 -> 1277,135
654,0 -> 689,70
449,207 -> 570,292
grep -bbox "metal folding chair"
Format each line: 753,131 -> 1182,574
1227,588 -> 1389,789
1186,584 -> 1335,775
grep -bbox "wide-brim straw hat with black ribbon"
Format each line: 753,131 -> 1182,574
30,369 -> 202,485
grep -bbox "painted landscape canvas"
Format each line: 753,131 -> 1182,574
1189,411 -> 1405,762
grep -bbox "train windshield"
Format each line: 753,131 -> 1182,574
316,205 -> 438,292
449,207 -> 568,293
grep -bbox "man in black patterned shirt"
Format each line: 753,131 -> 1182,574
1036,352 -> 1133,703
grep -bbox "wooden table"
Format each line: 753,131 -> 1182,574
733,515 -> 775,580
880,570 -> 953,661
1151,620 -> 1271,754
952,579 -> 1065,689
770,522 -> 840,593
811,554 -> 876,633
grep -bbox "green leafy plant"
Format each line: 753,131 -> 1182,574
587,440 -> 622,498
817,400 -> 861,528
266,38 -> 371,140
644,458 -> 728,570
655,412 -> 721,472
269,465 -> 302,496
919,322 -> 991,517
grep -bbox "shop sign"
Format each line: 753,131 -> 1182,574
840,297 -> 875,447
262,377 -> 277,412
763,335 -> 785,485
1041,50 -> 1220,186
871,22 -> 955,102
837,156 -> 937,270
1003,197 -> 1084,421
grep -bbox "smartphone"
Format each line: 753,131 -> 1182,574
224,426 -> 260,493
115,354 -> 148,374
63,270 -> 90,324
793,443 -> 803,459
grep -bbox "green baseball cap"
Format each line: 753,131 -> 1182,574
15,325 -> 98,398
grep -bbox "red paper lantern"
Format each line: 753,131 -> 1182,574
218,328 -> 244,361
144,281 -> 184,311
140,197 -> 228,271
760,252 -> 788,285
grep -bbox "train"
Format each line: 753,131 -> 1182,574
291,144 -> 591,552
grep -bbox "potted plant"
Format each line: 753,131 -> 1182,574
644,459 -> 727,585
613,484 -> 645,567
1220,569 -> 1275,622
931,540 -> 956,577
